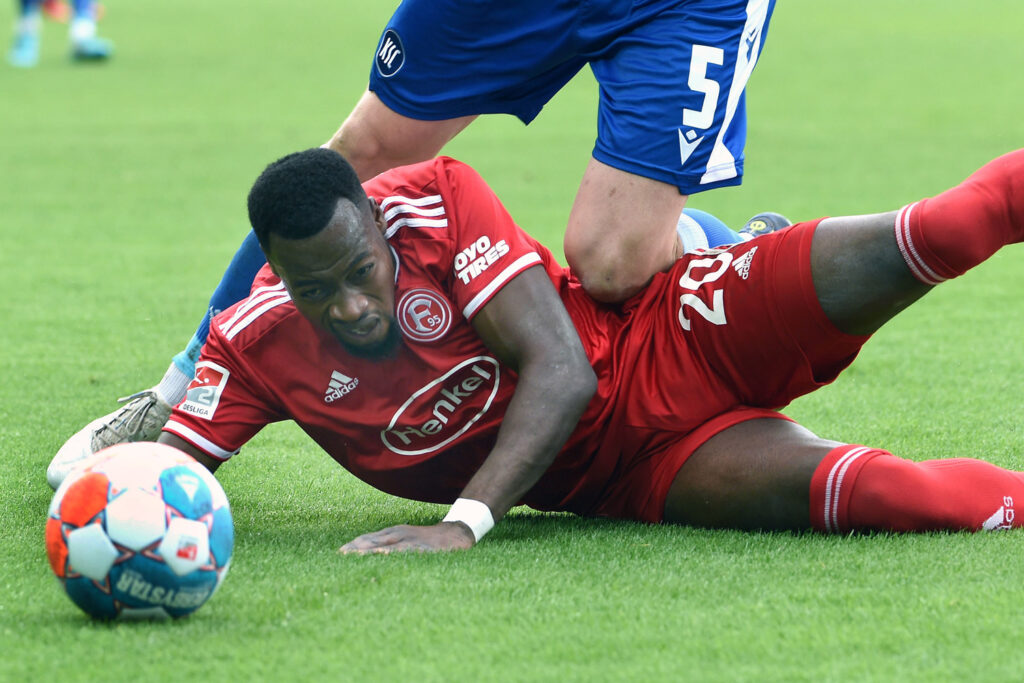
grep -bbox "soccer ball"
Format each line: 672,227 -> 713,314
45,442 -> 233,619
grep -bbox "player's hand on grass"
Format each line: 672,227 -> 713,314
339,522 -> 476,554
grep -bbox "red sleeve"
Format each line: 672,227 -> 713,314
161,323 -> 282,461
433,157 -> 551,319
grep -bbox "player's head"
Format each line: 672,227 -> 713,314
248,148 -> 400,359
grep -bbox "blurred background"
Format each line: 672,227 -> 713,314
3,1 -> 1024,679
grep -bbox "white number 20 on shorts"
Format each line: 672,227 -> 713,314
677,252 -> 732,332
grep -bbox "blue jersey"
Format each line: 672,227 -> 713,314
369,0 -> 776,195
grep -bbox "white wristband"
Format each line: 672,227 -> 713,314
442,498 -> 495,543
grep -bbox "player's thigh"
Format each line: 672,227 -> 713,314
589,0 -> 776,194
563,158 -> 687,291
664,418 -> 843,531
331,91 -> 476,180
812,213 -> 933,336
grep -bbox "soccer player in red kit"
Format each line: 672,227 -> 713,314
130,146 -> 1024,552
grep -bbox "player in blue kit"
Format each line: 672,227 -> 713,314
53,0 -> 784,465
7,0 -> 111,67
349,0 -> 776,302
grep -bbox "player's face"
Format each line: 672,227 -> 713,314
267,198 -> 400,359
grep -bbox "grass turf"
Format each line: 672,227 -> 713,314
3,0 -> 1024,680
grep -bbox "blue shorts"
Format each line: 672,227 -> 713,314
369,0 -> 776,194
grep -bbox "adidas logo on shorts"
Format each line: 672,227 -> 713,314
732,247 -> 757,280
982,496 -> 1015,530
324,370 -> 359,403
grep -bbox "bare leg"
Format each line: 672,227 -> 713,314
813,150 -> 1024,336
325,90 -> 477,182
811,212 -> 932,336
664,416 -> 1024,534
664,419 -> 842,530
661,213 -> 930,528
563,158 -> 688,303
665,152 -> 1024,532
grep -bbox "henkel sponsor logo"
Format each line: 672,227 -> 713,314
381,356 -> 500,456
178,361 -> 230,421
397,288 -> 452,342
455,236 -> 509,284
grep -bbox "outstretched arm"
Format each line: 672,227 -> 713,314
339,266 -> 597,554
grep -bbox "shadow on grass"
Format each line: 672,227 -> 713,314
225,491 -> 1014,558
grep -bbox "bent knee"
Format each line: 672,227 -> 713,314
572,264 -> 650,302
565,232 -> 676,303
329,122 -> 390,181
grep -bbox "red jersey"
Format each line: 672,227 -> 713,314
165,157 -> 865,519
167,158 -> 614,512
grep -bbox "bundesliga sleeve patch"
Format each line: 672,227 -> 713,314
178,361 -> 231,421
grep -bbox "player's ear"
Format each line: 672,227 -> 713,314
264,253 -> 281,278
368,198 -> 387,236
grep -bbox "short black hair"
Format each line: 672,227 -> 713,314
247,147 -> 367,252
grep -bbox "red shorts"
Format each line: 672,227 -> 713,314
580,219 -> 869,523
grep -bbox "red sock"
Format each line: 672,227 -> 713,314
810,445 -> 1024,533
895,149 -> 1024,285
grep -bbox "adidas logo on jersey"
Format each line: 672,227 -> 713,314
324,370 -> 359,403
732,246 -> 757,280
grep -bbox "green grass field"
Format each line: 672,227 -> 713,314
3,1 -> 1024,679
